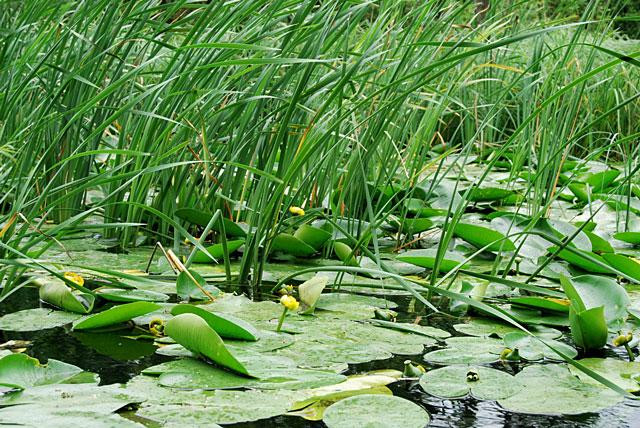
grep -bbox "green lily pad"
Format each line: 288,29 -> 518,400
423,336 -> 504,365
0,308 -> 81,332
96,288 -> 170,303
165,313 -> 251,376
585,169 -> 620,192
452,223 -> 516,252
502,332 -> 577,361
75,332 -> 157,361
175,208 -> 246,237
294,224 -> 332,250
465,187 -> 513,202
272,233 -> 317,257
419,365 -> 521,400
39,280 -> 94,314
602,253 -> 640,282
614,232 -> 640,245
0,354 -> 84,389
508,296 -> 570,313
323,394 -> 430,428
171,303 -> 259,341
147,357 -> 345,391
367,320 -> 450,339
192,240 -> 245,263
453,318 -> 561,339
548,246 -> 614,274
176,269 -> 221,301
314,293 -> 396,319
127,375 -> 297,425
0,407 -> 144,428
397,249 -> 469,272
73,302 -> 161,330
498,364 -> 623,415
568,358 -> 640,392
333,241 -> 359,266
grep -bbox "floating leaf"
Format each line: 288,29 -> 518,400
73,302 -> 161,330
175,208 -> 246,237
453,318 -> 560,339
561,274 -> 630,328
419,365 -> 521,400
452,223 -> 516,252
271,233 -> 317,257
560,275 -> 610,350
192,240 -> 244,263
602,253 -> 640,282
568,358 -> 640,392
147,357 -> 345,391
176,269 -> 220,301
498,364 -> 623,415
584,231 -> 614,253
0,308 -> 81,332
126,375 -> 296,425
509,296 -> 570,313
333,242 -> 359,267
423,336 -> 503,365
75,332 -> 157,361
548,246 -> 614,274
294,225 -> 332,250
164,313 -> 251,376
502,332 -> 577,361
368,320 -> 450,339
0,354 -> 84,389
323,394 -> 430,428
298,275 -> 328,314
96,288 -> 170,303
465,187 -> 513,202
614,232 -> 640,245
397,249 -> 468,272
171,304 -> 259,341
585,169 -> 620,192
39,280 -> 94,314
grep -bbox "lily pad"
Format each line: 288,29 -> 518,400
453,318 -> 561,339
0,308 -> 81,332
176,269 -> 221,301
614,232 -> 640,245
171,303 -> 259,341
96,288 -> 170,303
294,224 -> 332,250
272,233 -> 317,257
164,313 -> 251,376
602,253 -> 640,283
452,223 -> 516,252
419,365 -> 522,400
368,320 -> 450,339
191,239 -> 245,263
423,336 -> 504,365
498,364 -> 623,415
0,354 -> 84,389
502,332 -> 577,361
568,358 -> 640,392
39,280 -> 94,314
73,302 -> 161,330
397,249 -> 469,272
323,394 -> 430,428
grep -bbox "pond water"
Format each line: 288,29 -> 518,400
2,285 -> 639,428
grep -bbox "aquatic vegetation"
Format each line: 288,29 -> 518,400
0,0 -> 639,426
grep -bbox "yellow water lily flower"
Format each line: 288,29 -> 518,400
289,206 -> 305,216
63,272 -> 84,287
280,295 -> 299,311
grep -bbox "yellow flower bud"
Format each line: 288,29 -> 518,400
280,295 -> 299,311
63,272 -> 84,287
149,318 -> 164,336
289,206 -> 305,216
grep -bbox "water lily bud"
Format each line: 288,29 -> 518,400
374,308 -> 398,321
500,347 -> 520,361
280,295 -> 299,311
403,360 -> 425,377
289,206 -> 305,216
63,272 -> 84,287
277,284 -> 293,296
613,332 -> 633,347
149,318 -> 164,336
466,370 -> 479,382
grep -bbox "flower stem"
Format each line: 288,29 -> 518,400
276,307 -> 288,332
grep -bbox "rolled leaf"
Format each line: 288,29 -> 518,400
171,304 -> 259,341
39,280 -> 94,314
164,313 -> 251,376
